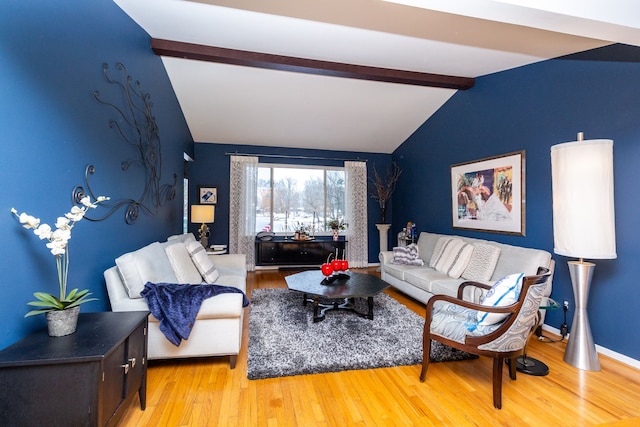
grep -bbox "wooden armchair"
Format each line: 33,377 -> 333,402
420,267 -> 551,409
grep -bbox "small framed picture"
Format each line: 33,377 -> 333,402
198,186 -> 217,204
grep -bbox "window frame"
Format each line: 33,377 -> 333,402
256,163 -> 345,236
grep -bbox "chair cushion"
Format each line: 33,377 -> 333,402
462,244 -> 501,282
115,242 -> 178,299
471,272 -> 524,330
429,237 -> 474,278
164,243 -> 203,284
430,301 -> 502,343
186,241 -> 220,283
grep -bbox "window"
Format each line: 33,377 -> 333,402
256,164 -> 345,234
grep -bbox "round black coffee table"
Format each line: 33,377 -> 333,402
285,270 -> 390,322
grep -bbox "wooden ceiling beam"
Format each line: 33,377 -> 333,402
151,38 -> 474,90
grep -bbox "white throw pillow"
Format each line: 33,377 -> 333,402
429,237 -> 474,278
167,233 -> 197,244
462,244 -> 502,282
115,242 -> 178,299
186,241 -> 220,284
475,272 -> 525,327
164,243 -> 204,284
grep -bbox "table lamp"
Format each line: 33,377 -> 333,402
551,132 -> 616,371
191,204 -> 215,248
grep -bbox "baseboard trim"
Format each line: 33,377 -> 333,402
541,325 -> 640,370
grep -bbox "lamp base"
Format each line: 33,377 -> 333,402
198,223 -> 210,249
563,261 -> 600,371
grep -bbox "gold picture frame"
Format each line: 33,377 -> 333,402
451,151 -> 525,236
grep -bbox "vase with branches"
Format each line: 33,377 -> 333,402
369,162 -> 402,224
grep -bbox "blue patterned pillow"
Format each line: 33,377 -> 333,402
467,272 -> 524,331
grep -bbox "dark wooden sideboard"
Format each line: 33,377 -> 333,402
256,237 -> 346,266
0,311 -> 149,427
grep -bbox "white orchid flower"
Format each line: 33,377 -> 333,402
18,213 -> 40,230
65,206 -> 86,221
46,241 -> 66,255
34,223 -> 53,240
79,196 -> 92,207
55,216 -> 71,229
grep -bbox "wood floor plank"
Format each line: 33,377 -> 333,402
117,268 -> 640,426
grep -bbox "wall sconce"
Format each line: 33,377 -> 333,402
551,132 -> 616,371
191,204 -> 215,248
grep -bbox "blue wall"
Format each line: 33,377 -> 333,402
0,1 -> 192,348
190,143 -> 392,263
393,44 -> 640,360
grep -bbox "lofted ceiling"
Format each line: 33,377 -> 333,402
114,0 -> 640,154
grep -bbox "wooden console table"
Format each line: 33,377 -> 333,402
256,237 -> 346,266
0,311 -> 149,427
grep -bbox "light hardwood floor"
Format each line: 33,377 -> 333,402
118,268 -> 640,426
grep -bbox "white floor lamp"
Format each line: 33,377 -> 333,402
550,133 -> 617,371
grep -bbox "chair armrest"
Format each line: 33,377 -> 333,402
456,280 -> 493,299
426,294 -> 518,318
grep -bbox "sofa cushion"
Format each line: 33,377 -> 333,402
491,244 -> 551,280
115,242 -> 179,299
164,243 -> 203,284
186,241 -> 220,283
404,268 -> 451,294
470,272 -> 524,330
462,244 -> 502,282
392,244 -> 424,266
429,237 -> 475,279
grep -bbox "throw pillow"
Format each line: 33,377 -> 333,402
429,237 -> 474,278
115,242 -> 178,299
471,272 -> 525,330
392,244 -> 424,266
186,241 -> 220,284
462,244 -> 502,282
164,243 -> 204,284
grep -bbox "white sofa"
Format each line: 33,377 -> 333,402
104,233 -> 247,368
380,231 -> 554,306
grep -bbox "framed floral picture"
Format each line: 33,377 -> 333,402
451,151 -> 525,236
198,186 -> 217,204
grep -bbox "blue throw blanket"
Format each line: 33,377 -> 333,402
141,282 -> 250,346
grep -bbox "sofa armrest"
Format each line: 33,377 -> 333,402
209,253 -> 247,274
379,251 -> 394,265
104,266 -> 151,312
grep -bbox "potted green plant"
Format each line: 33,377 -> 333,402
11,195 -> 108,336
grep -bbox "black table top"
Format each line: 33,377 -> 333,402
285,270 -> 389,299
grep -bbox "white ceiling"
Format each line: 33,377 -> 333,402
114,0 -> 640,154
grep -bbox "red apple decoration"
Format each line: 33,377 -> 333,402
340,259 -> 349,271
331,259 -> 341,272
321,263 -> 333,276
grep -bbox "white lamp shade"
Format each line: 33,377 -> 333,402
551,139 -> 616,259
191,205 -> 215,224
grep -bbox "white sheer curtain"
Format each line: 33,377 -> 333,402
344,161 -> 368,268
229,155 -> 258,271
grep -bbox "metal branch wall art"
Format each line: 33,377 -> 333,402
73,63 -> 177,224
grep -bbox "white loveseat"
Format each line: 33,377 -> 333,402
380,232 -> 554,306
104,233 -> 247,368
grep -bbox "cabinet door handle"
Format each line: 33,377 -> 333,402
121,363 -> 129,374
129,357 -> 136,368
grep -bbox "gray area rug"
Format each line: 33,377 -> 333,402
247,288 -> 477,380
